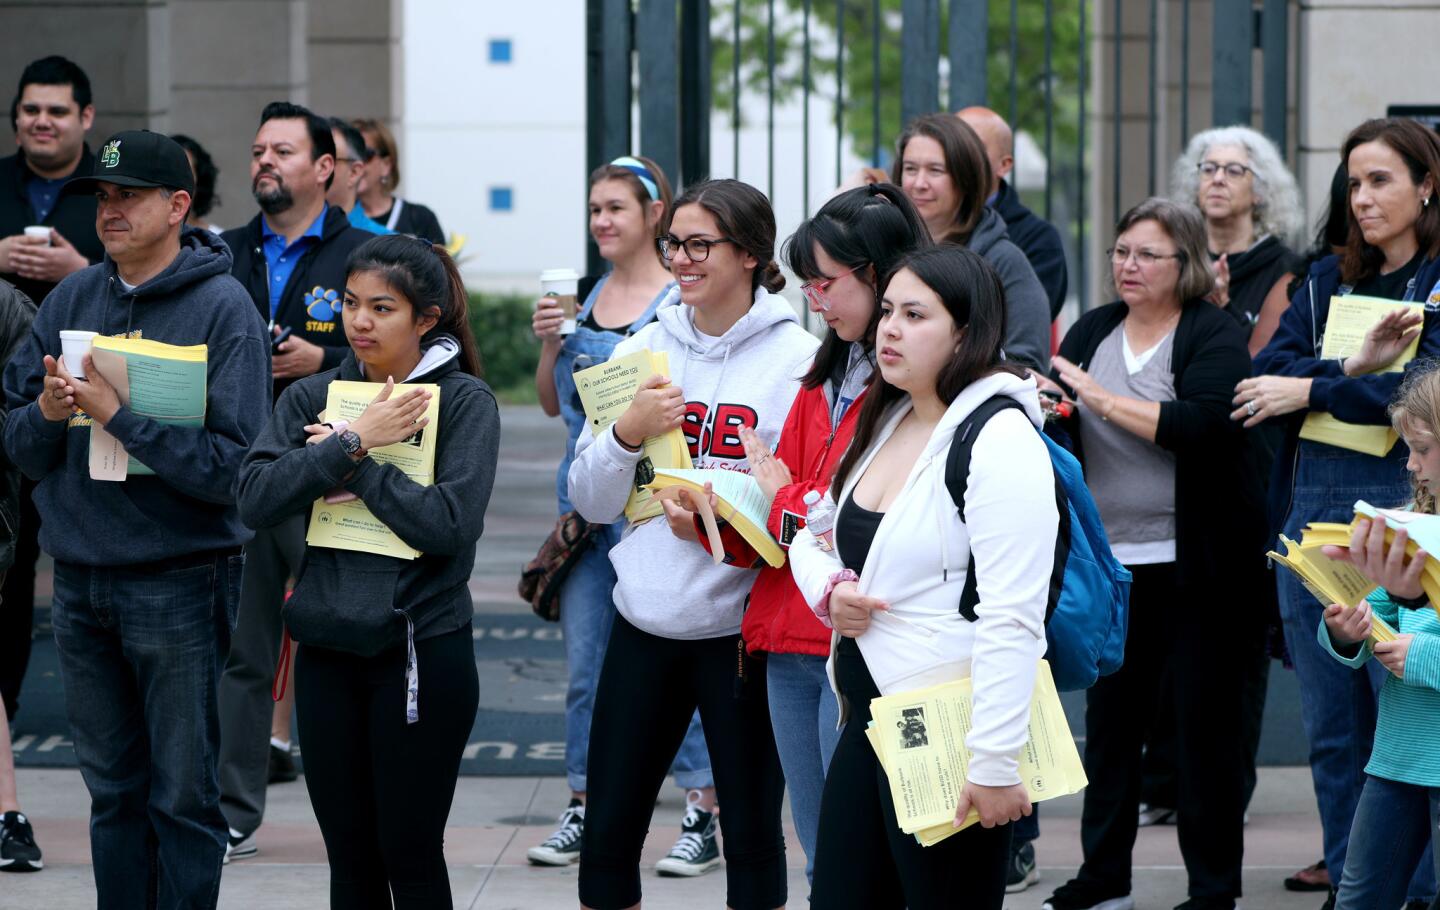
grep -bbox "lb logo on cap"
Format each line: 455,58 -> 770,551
100,140 -> 122,168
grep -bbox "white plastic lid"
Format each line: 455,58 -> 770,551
539,268 -> 580,282
803,490 -> 821,505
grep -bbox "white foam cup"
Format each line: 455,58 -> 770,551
59,330 -> 98,380
540,268 -> 581,335
24,226 -> 52,244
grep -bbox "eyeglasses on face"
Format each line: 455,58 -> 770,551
657,235 -> 736,262
1108,246 -> 1181,267
800,266 -> 860,311
1197,161 -> 1253,180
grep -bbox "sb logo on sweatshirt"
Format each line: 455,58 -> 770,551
682,402 -> 758,461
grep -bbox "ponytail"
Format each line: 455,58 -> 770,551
431,244 -> 483,377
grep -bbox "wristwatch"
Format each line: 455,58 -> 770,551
338,428 -> 365,459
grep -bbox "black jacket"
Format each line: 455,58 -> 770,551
1219,235 -> 1302,338
237,342 -> 500,650
221,206 -> 373,398
0,146 -> 105,305
0,280 -> 35,571
993,180 -> 1068,319
371,198 -> 445,245
1055,299 -> 1271,608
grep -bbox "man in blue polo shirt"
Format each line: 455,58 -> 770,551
217,101 -> 370,862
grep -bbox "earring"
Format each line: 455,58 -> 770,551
1426,197 -> 1432,208
380,175 -> 390,188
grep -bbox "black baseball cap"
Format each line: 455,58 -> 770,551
62,129 -> 197,197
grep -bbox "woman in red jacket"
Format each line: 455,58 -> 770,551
704,184 -> 929,889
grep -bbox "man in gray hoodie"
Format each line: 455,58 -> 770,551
1,130 -> 270,908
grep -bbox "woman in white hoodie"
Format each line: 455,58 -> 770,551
567,178 -> 818,910
789,245 -> 1060,909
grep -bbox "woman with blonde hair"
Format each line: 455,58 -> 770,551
351,117 -> 446,244
1170,125 -> 1303,355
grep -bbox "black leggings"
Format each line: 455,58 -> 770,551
810,637 -> 1012,910
579,615 -> 787,910
295,625 -> 479,910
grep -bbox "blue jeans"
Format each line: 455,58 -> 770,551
766,651 -> 841,887
1280,441 -> 1433,901
1335,776 -> 1440,910
561,523 -> 711,794
50,552 -> 242,910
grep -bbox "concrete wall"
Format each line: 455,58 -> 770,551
0,0 -> 399,231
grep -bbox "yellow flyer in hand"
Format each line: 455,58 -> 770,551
1267,535 -> 1397,644
646,467 -> 785,568
866,661 -> 1087,847
306,380 -> 441,560
1300,295 -> 1424,457
573,349 -> 692,522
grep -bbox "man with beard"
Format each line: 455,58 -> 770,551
217,101 -> 369,862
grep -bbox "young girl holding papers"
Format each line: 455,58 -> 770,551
567,178 -> 817,910
787,245 -> 1059,909
1319,364 -> 1440,910
695,184 -> 930,889
237,234 -> 498,908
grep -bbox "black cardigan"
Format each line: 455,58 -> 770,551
1055,299 -> 1272,606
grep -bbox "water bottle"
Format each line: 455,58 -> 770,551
804,490 -> 837,552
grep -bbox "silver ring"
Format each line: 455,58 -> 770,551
1246,400 -> 1257,417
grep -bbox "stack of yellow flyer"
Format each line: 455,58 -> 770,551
574,349 -> 692,522
88,337 -> 208,481
1267,535 -> 1398,644
306,380 -> 441,560
864,661 -> 1087,847
645,467 -> 785,568
1299,295 -> 1424,457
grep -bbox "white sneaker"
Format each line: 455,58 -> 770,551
655,790 -> 721,877
223,827 -> 256,864
527,800 -> 584,866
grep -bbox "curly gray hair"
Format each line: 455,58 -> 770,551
1170,125 -> 1304,247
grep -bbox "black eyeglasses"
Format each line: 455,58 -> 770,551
1197,161 -> 1253,180
658,235 -> 736,262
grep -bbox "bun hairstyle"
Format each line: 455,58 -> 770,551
589,155 -> 674,246
830,245 -> 1023,496
671,178 -> 785,294
785,183 -> 932,389
345,233 -> 483,378
1341,117 -> 1440,285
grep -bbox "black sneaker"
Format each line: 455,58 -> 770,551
223,827 -> 257,864
1173,899 -> 1238,910
268,744 -> 298,784
1041,881 -> 1135,910
1007,840 -> 1040,893
655,793 -> 721,877
0,811 -> 42,872
527,800 -> 584,866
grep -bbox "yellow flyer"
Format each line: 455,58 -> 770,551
573,349 -> 692,522
306,380 -> 441,560
1300,295 -> 1424,457
866,661 -> 1087,847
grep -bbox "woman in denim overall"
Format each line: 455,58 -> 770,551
1242,117 -> 1440,910
527,156 -> 718,876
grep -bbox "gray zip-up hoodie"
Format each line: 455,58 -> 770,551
568,287 -> 819,640
967,206 -> 1052,371
2,227 -> 271,565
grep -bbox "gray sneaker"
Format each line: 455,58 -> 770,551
1006,840 -> 1040,893
655,792 -> 721,877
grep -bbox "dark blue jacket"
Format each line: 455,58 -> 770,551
1,227 -> 271,565
993,180 -> 1068,318
1254,252 -> 1440,529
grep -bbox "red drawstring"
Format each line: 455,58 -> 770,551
272,626 -> 293,703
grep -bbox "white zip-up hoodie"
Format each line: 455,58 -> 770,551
788,371 -> 1059,786
568,286 -> 819,640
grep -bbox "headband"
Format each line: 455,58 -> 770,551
611,156 -> 661,201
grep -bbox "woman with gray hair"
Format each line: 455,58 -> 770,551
1171,125 -> 1305,355
1035,198 -> 1270,910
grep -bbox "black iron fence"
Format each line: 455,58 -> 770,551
585,0 -> 1293,312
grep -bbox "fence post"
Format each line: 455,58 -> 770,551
948,0 -> 987,111
587,0 -> 632,275
1213,0 -> 1254,127
638,0 -> 680,185
901,0 -> 941,124
1261,0 -> 1288,152
681,0 -> 711,185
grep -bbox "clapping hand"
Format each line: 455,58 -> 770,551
740,427 -> 791,498
1344,308 -> 1424,376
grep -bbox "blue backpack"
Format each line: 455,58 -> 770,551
945,396 -> 1132,691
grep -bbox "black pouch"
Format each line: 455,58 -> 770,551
284,548 -> 404,656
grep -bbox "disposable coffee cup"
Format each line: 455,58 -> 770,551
59,330 -> 98,379
24,226 -> 52,245
540,268 -> 581,335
